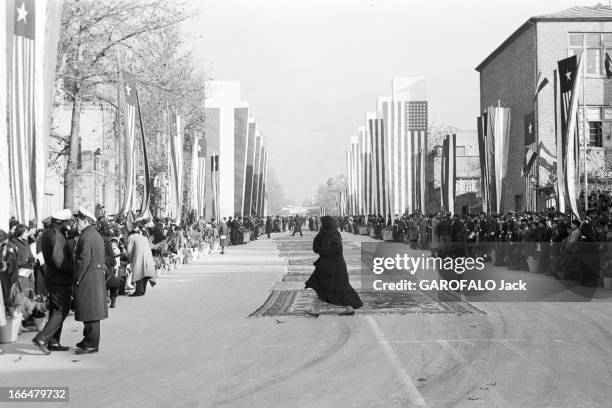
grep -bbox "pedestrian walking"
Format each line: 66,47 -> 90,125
291,216 -> 303,237
219,217 -> 228,254
265,216 -> 272,239
304,216 -> 362,316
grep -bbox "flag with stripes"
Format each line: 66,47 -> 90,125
442,134 -> 456,214
486,106 -> 511,213
557,55 -> 582,218
210,153 -> 220,221
135,83 -> 151,220
0,1 -> 9,230
476,112 -> 490,213
119,71 -> 138,215
8,0 -> 35,224
197,135 -> 206,217
408,101 -> 428,214
524,147 -> 538,174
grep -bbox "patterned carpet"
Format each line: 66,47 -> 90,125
250,234 -> 485,317
249,288 -> 484,317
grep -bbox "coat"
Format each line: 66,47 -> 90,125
218,222 -> 228,247
73,225 -> 108,322
305,229 -> 362,308
40,226 -> 74,288
127,233 -> 156,283
430,217 -> 440,250
265,219 -> 273,234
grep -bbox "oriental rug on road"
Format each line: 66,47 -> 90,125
250,232 -> 484,317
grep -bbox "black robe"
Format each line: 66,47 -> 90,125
305,229 -> 362,308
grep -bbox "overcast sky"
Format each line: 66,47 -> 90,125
187,0 -> 601,203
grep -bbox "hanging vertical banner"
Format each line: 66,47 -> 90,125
8,0 -> 35,224
33,0 -> 61,225
119,71 -> 138,215
173,113 -> 184,221
557,54 -> 582,218
443,134 -> 456,214
440,137 -> 447,212
196,134 -> 206,218
477,113 -> 489,213
135,90 -> 151,220
408,101 -> 428,214
486,106 -> 511,213
0,0 -> 9,231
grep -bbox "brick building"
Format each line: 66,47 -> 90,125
476,5 -> 612,212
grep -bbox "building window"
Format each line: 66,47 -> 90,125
586,106 -> 604,147
589,122 -> 603,147
568,33 -> 612,76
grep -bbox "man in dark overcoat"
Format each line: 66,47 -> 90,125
265,216 -> 273,239
32,209 -> 74,355
73,207 -> 108,354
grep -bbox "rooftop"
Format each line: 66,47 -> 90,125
476,5 -> 612,72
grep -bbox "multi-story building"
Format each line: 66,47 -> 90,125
476,5 -> 612,212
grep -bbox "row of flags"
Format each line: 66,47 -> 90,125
346,101 -> 429,218
0,0 -> 61,229
476,53 -> 585,217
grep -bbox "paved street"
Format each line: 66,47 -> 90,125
1,231 -> 612,408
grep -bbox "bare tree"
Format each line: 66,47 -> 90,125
56,0 -> 195,208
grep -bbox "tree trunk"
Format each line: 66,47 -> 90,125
63,91 -> 82,209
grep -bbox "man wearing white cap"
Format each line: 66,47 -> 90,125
32,209 -> 74,355
73,207 -> 107,354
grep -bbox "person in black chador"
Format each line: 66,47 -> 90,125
304,216 -> 362,317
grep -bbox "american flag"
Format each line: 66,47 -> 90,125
407,101 -> 427,214
9,0 -> 35,224
119,71 -> 138,215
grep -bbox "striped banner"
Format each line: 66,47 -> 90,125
33,0 -> 60,225
408,101 -> 428,214
119,71 -> 138,215
196,135 -> 206,217
486,106 -> 512,213
557,55 -> 582,218
135,88 -> 151,220
476,113 -> 489,213
8,0 -> 35,224
0,1 -> 9,230
443,134 -> 456,214
210,153 -> 220,221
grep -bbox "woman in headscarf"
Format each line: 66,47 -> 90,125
304,216 -> 362,316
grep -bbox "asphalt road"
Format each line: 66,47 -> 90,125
1,230 -> 611,408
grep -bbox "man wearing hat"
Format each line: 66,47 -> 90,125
32,209 -> 74,355
73,207 -> 107,354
